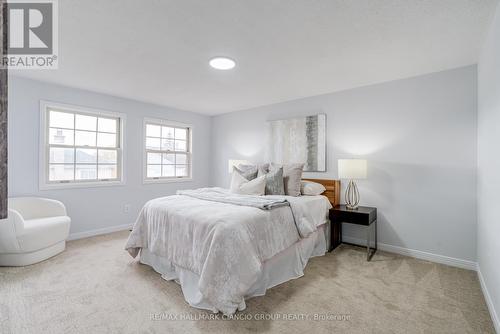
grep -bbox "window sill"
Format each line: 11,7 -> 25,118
39,180 -> 125,190
143,177 -> 193,185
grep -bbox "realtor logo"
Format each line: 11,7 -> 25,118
2,0 -> 58,69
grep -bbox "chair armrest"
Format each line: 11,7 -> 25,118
0,209 -> 23,253
8,197 -> 68,220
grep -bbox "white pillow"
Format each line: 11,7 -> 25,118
230,172 -> 266,195
300,181 -> 326,196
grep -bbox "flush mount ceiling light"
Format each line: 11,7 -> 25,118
209,57 -> 236,70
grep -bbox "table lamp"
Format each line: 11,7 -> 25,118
338,159 -> 367,210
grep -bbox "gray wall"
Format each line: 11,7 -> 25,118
212,66 -> 478,262
478,3 -> 500,328
8,76 -> 212,235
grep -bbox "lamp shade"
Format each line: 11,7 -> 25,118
338,159 -> 367,179
228,159 -> 250,173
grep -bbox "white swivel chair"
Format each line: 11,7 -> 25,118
0,197 -> 71,266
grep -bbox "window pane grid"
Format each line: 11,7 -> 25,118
145,138 -> 189,153
49,127 -> 117,135
145,150 -> 191,179
145,121 -> 191,180
46,109 -> 121,183
49,163 -> 117,165
48,126 -> 75,131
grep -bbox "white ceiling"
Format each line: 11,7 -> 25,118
12,0 -> 498,115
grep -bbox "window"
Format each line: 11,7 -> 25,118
144,118 -> 192,182
40,101 -> 125,189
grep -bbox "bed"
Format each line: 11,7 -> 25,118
125,179 -> 340,315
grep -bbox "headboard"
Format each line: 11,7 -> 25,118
302,179 -> 341,207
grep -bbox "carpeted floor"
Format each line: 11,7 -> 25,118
0,231 -> 494,334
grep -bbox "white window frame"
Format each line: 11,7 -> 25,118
143,117 -> 193,184
39,100 -> 126,190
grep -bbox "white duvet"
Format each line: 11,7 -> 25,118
125,188 -> 331,314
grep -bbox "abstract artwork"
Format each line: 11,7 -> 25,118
269,114 -> 326,172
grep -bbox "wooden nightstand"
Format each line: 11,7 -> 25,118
329,205 -> 378,261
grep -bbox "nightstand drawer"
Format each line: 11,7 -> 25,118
329,206 -> 377,226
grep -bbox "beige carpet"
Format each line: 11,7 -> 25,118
0,231 -> 494,334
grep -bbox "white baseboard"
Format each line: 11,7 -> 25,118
341,235 -> 477,271
477,266 -> 500,334
68,223 -> 133,241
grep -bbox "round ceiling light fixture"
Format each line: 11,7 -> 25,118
209,57 -> 236,70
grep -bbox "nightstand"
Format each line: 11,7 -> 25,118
329,205 -> 377,261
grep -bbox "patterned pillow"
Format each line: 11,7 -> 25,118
270,163 -> 304,197
233,165 -> 258,180
257,163 -> 270,174
257,166 -> 285,195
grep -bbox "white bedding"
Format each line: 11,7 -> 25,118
140,225 -> 327,313
125,188 -> 331,314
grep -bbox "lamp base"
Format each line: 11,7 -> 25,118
345,179 -> 360,210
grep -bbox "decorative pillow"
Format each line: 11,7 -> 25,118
230,172 -> 266,195
257,163 -> 270,174
238,163 -> 269,176
270,163 -> 304,197
233,165 -> 257,180
257,166 -> 285,195
301,181 -> 326,196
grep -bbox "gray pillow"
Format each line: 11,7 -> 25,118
257,163 -> 270,174
237,163 -> 270,180
234,165 -> 257,180
270,163 -> 304,196
257,166 -> 285,195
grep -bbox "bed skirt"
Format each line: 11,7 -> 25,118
139,224 -> 327,313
